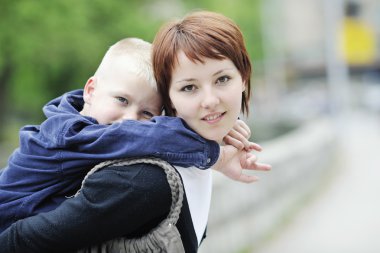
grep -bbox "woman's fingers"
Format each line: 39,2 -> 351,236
223,135 -> 244,150
237,174 -> 259,183
247,142 -> 262,152
244,153 -> 272,171
234,120 -> 251,139
224,129 -> 251,150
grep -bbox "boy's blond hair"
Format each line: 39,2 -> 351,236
94,38 -> 156,90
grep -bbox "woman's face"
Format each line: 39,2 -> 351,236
169,51 -> 245,142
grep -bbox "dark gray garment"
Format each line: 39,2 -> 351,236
75,158 -> 185,253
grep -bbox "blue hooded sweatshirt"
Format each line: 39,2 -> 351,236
0,89 -> 219,232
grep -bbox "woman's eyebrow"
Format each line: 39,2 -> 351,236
212,68 -> 233,77
175,78 -> 196,84
174,68 -> 235,83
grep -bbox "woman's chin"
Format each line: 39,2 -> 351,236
198,131 -> 227,143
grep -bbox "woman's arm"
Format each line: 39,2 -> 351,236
0,163 -> 172,253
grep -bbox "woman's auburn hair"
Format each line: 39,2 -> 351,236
152,11 -> 252,116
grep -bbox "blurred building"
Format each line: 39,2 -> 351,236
261,0 -> 379,80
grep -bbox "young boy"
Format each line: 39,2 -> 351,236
0,38 -> 223,232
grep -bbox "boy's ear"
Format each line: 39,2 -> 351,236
83,77 -> 97,105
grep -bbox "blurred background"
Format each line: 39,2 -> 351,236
0,0 -> 379,252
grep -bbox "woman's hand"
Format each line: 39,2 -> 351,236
213,145 -> 271,183
217,119 -> 271,183
223,119 -> 254,151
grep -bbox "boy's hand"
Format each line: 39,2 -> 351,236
214,145 -> 271,183
223,119 -> 254,150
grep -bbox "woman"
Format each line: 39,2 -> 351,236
0,11 -> 270,253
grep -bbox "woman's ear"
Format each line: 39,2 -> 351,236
83,77 -> 97,105
242,80 -> 246,92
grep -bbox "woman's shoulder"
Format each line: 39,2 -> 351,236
83,161 -> 173,200
84,160 -> 198,252
71,161 -> 174,236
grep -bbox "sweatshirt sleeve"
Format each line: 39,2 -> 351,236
39,115 -> 219,170
0,164 -> 172,253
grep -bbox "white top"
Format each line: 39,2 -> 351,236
175,166 -> 213,245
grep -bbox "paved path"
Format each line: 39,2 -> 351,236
254,110 -> 380,253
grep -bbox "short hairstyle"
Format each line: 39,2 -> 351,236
152,11 -> 252,116
95,38 -> 156,90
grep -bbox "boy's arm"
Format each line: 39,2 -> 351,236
55,116 -> 219,169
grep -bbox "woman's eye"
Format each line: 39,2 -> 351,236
116,97 -> 129,104
181,85 -> 196,92
216,75 -> 230,85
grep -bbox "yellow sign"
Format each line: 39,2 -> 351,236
339,18 -> 376,66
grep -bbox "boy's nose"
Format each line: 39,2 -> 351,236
122,110 -> 139,121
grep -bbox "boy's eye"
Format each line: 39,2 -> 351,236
181,85 -> 196,92
142,111 -> 155,119
116,97 -> 129,104
216,75 -> 230,85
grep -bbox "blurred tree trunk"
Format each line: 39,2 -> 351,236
0,56 -> 11,140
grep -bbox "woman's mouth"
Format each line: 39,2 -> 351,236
202,112 -> 226,123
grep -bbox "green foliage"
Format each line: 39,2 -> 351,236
0,0 -> 162,122
0,0 -> 263,138
182,0 -> 263,60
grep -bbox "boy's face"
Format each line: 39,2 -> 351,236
82,70 -> 162,124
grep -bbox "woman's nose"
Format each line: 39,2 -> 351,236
201,88 -> 220,109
